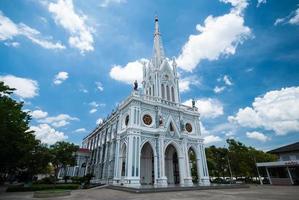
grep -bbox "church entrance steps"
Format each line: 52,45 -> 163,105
106,184 -> 249,193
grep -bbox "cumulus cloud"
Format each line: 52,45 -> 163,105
0,11 -> 65,49
214,75 -> 233,94
223,75 -> 233,86
53,71 -> 68,85
89,108 -> 97,114
88,101 -> 105,114
179,75 -> 200,92
214,86 -> 226,94
109,58 -> 148,84
96,118 -> 103,124
4,41 -> 19,47
176,0 -> 251,71
204,135 -> 222,144
38,114 -> 79,128
229,87 -> 299,135
48,0 -> 95,53
30,109 -> 48,119
274,7 -> 299,26
100,0 -> 126,7
257,0 -> 267,7
246,131 -> 270,142
183,98 -> 224,119
30,123 -> 67,145
0,75 -> 39,98
74,128 -> 86,133
95,82 -> 104,91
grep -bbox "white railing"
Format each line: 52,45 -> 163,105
118,91 -> 198,112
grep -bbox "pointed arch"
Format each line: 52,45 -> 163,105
164,141 -> 182,184
119,142 -> 127,177
140,141 -> 156,185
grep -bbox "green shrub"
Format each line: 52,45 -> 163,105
71,176 -> 84,184
34,176 -> 56,184
6,184 -> 79,192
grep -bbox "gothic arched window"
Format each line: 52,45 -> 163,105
161,84 -> 165,99
166,85 -> 170,101
171,86 -> 175,102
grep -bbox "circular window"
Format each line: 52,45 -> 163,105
125,115 -> 129,126
185,123 -> 192,133
143,114 -> 153,125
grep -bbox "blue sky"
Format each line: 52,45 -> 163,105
0,0 -> 299,150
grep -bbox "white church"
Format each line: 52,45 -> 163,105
82,16 -> 210,186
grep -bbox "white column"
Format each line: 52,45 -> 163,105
113,138 -> 120,184
183,143 -> 193,185
287,167 -> 294,185
156,137 -> 167,186
265,167 -> 272,184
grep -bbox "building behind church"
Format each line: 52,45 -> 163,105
82,17 -> 210,186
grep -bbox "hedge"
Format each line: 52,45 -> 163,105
6,184 -> 79,192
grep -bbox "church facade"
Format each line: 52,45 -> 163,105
82,17 -> 210,186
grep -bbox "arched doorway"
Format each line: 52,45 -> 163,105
188,147 -> 199,183
140,142 -> 155,185
120,144 -> 126,178
165,144 -> 180,184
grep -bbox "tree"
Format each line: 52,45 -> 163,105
0,81 -> 38,181
50,141 -> 79,184
206,145 -> 229,178
206,139 -> 277,183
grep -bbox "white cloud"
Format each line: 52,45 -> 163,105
274,7 -> 299,26
95,82 -> 104,91
48,0 -> 94,53
183,98 -> 224,119
257,0 -> 267,7
53,71 -> 68,85
38,114 -> 79,128
225,131 -> 235,137
246,131 -> 270,142
0,75 -> 38,98
229,87 -> 299,135
30,123 -> 67,145
214,75 -> 232,93
179,75 -> 200,92
223,75 -> 233,86
100,0 -> 126,7
176,0 -> 251,71
0,11 -> 65,49
89,101 -> 99,107
30,109 -> 48,119
109,58 -> 148,84
74,128 -> 86,133
96,118 -> 103,124
4,41 -> 19,47
89,108 -> 97,114
289,8 -> 299,25
214,86 -> 226,94
220,0 -> 249,14
204,135 -> 222,144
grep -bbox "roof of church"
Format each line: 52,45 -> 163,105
268,141 -> 299,154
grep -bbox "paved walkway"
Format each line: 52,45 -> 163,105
0,185 -> 298,200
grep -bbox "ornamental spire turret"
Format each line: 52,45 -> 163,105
153,16 -> 165,68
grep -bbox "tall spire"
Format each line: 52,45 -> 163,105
153,15 -> 165,68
